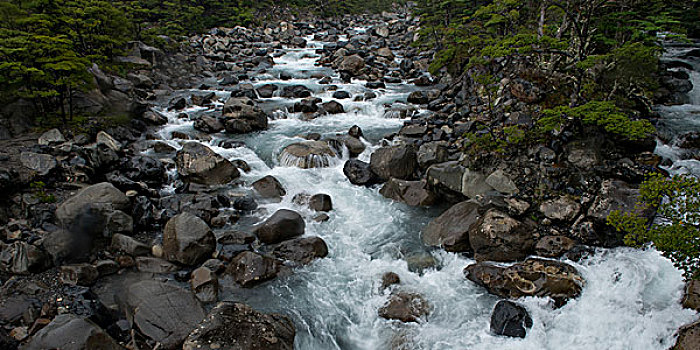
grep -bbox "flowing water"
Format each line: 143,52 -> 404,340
149,32 -> 697,349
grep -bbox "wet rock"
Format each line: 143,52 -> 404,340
309,194 -> 333,212
38,128 -> 66,146
59,263 -> 98,286
321,100 -> 345,114
280,85 -> 312,98
485,170 -> 518,195
232,159 -> 251,172
465,258 -> 584,307
183,302 -> 295,350
254,209 -> 305,244
272,236 -> 328,265
125,280 -> 205,349
349,125 -> 363,138
422,201 -> 480,252
490,300 -> 532,338
233,197 -> 258,211
191,266 -> 218,303
279,141 -> 337,168
176,142 -> 239,185
343,159 -> 376,185
378,292 -> 429,323
122,155 -> 166,186
21,314 -> 121,350
226,251 -> 279,287
682,280 -> 700,311
256,83 -> 278,98
534,236 -> 575,258
332,90 -> 351,99
673,320 -> 700,350
381,272 -> 401,290
222,97 -> 269,133
193,115 -> 224,133
539,196 -> 581,221
379,178 -> 435,206
470,209 -> 535,262
339,54 -> 365,76
252,175 -> 286,200
163,212 -> 216,266
293,97 -> 320,113
111,233 -> 150,256
135,256 -> 179,273
370,144 -> 417,181
20,152 -> 57,176
313,214 -> 330,222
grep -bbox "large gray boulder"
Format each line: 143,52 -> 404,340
339,54 -> 365,76
176,142 -> 239,185
183,302 -> 295,350
370,144 -> 417,181
226,251 -> 280,287
20,152 -> 57,176
426,162 -> 493,198
125,280 -> 205,349
55,182 -> 132,237
20,314 -> 121,350
254,209 -> 305,244
222,97 -> 268,133
163,212 -> 216,266
379,178 -> 435,206
422,201 -> 480,252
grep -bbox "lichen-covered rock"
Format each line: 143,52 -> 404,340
468,209 -> 535,262
176,142 -> 239,185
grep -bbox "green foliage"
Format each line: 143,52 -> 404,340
539,101 -> 655,140
608,174 -> 700,279
463,125 -> 529,155
30,181 -> 56,203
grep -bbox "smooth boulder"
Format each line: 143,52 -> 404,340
163,212 -> 216,265
20,314 -> 121,350
176,142 -> 239,185
490,300 -> 533,338
254,209 -> 305,244
272,237 -> 329,265
369,144 -> 417,181
343,159 -> 376,185
226,251 -> 279,287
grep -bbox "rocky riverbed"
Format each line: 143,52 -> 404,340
0,9 -> 699,350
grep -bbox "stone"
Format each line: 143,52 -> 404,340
135,257 -> 179,273
422,201 -> 480,252
59,264 -> 98,286
55,182 -> 131,237
309,194 -> 332,212
279,141 -> 337,168
426,162 -> 493,198
381,272 -> 401,290
379,178 -> 435,206
183,302 -> 295,350
510,79 -> 541,103
280,85 -> 312,98
96,131 -> 121,152
0,242 -> 48,275
339,54 -> 365,76
254,209 -> 305,244
349,125 -> 363,138
539,196 -> 581,221
20,152 -> 57,176
20,314 -> 121,350
587,180 -> 655,246
333,91 -> 351,99
252,175 -> 286,200
343,159 -> 376,185
256,83 -> 278,98
490,300 -> 533,338
370,144 -> 417,181
535,236 -> 575,258
176,142 -> 239,185
163,212 -> 216,266
222,97 -> 269,133
226,251 -> 279,287
465,258 -> 585,307
321,100 -> 345,114
417,142 -> 448,169
272,236 -> 328,265
376,47 -> 394,60
485,170 -> 518,195
293,97 -> 320,113
191,266 -> 218,303
111,233 -> 150,256
682,280 -> 700,311
125,281 -> 205,349
38,128 -> 66,146
378,292 -> 429,323
469,209 -> 535,262
193,115 -> 224,134
673,320 -> 700,350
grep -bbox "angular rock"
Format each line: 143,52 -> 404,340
272,236 -> 328,265
226,251 -> 279,287
485,170 -> 518,195
176,142 -> 239,185
256,84 -> 278,98
422,201 -> 480,252
163,212 -> 216,266
381,272 -> 401,290
339,54 -> 365,76
587,180 -> 655,246
674,320 -> 700,350
683,280 -> 700,311
378,292 -> 429,323
111,233 -> 150,256
193,115 -> 224,134
370,144 -> 417,181
59,264 -> 98,286
539,196 -> 581,221
254,209 -> 305,244
379,178 -> 435,206
469,209 -> 535,262
490,300 -> 533,338
222,97 -> 269,133
20,152 -> 57,176
0,242 -> 48,275
252,175 -> 286,200
183,302 -> 295,350
417,142 -> 448,169
125,281 -> 205,349
190,266 -> 218,303
343,159 -> 376,185
309,194 -> 332,212
535,236 -> 575,258
37,128 -> 66,146
21,314 -> 121,350
55,182 -> 131,237
465,258 -> 585,306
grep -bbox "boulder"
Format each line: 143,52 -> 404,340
37,128 -> 65,146
369,144 -> 417,181
256,84 -> 278,98
190,266 -> 218,303
254,209 -> 305,244
379,178 -> 435,206
539,196 -> 581,221
122,155 -> 166,186
279,141 -> 337,168
20,314 -> 121,350
222,97 -> 268,133
293,97 -> 320,113
321,101 -> 345,114
309,194 -> 332,212
20,152 -> 57,176
226,251 -> 279,287
0,242 -> 48,275
59,264 -> 98,286
534,236 -> 575,258
417,142 -> 448,169
587,180 -> 655,246
125,281 -> 206,349
674,320 -> 700,350
378,292 -> 429,323
111,233 -> 150,256
183,302 -> 295,350
343,159 -> 376,185
381,272 -> 401,290
272,237 -> 329,265
332,91 -> 351,99
55,182 -> 131,237
465,258 -> 585,307
339,54 -> 365,76
327,135 -> 365,157
176,142 -> 239,185
193,115 -> 224,134
682,280 -> 700,311
490,300 -> 533,338
280,85 -> 312,98
422,201 -> 480,252
163,212 -> 216,266
485,170 -> 518,195
426,162 -> 493,198
469,209 -> 535,262
252,175 -> 286,200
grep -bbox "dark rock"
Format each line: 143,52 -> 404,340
332,91 -> 351,99
254,209 -> 305,244
535,236 -> 575,258
194,115 -> 224,133
233,196 -> 258,211
280,85 -> 312,98
111,233 -> 150,256
379,178 -> 435,206
279,141 -> 337,168
59,263 -> 99,286
309,194 -> 332,212
222,97 -> 269,133
682,280 -> 700,311
293,97 -> 320,113
369,144 -> 417,181
252,175 -> 286,200
321,100 -> 345,114
190,266 -> 218,303
510,79 -> 542,103
378,292 -> 429,323
183,302 -> 295,350
163,212 -> 216,266
256,84 -> 278,98
226,251 -> 279,287
343,159 -> 376,185
0,242 -> 49,275
339,54 -> 365,76
176,142 -> 239,185
422,201 -> 480,252
272,236 -> 328,265
381,272 -> 401,290
469,209 -> 535,262
349,125 -> 363,138
490,300 -> 533,338
21,314 -> 121,350
673,320 -> 700,350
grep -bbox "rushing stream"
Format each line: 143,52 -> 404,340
148,32 -> 697,349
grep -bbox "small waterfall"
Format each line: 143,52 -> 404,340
278,140 -> 339,168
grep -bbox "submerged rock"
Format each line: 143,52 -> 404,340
183,302 -> 295,350
490,300 -> 533,338
279,141 -> 337,168
378,292 -> 429,323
